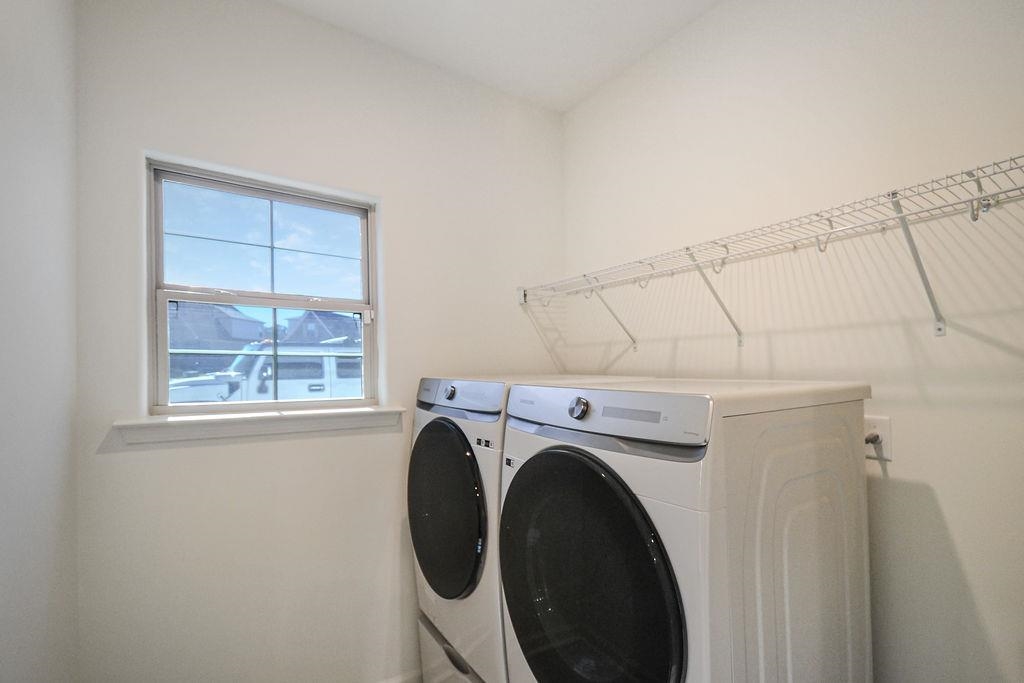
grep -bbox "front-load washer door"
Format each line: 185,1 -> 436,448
408,417 -> 487,600
500,446 -> 686,683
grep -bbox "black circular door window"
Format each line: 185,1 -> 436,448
500,447 -> 686,682
407,418 -> 487,600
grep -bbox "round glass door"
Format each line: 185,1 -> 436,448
407,417 -> 487,600
500,447 -> 686,682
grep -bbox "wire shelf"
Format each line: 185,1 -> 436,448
521,155 -> 1024,301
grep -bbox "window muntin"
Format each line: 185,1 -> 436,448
151,162 -> 375,413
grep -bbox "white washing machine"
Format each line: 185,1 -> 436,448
408,375 -> 643,683
499,379 -> 873,683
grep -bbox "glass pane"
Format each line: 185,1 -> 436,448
162,180 -> 271,245
500,448 -> 685,682
408,419 -> 486,599
168,301 -> 273,353
335,356 -> 362,379
164,234 -> 271,292
276,356 -> 325,380
332,358 -> 363,399
165,303 -> 364,405
276,308 -> 362,345
273,201 -> 361,258
167,301 -> 273,404
273,249 -> 362,299
277,309 -> 363,400
272,355 -> 327,401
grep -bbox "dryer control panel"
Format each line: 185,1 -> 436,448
417,377 -> 506,414
507,384 -> 713,446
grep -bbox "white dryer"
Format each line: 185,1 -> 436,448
499,379 -> 873,683
409,375 -> 641,682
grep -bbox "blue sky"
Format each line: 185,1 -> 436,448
162,180 -> 363,300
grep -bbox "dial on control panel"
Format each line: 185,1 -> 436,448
568,396 -> 590,420
445,385 -> 457,400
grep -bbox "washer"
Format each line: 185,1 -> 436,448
499,379 -> 873,683
408,375 -> 642,682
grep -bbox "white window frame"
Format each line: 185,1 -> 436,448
147,159 -> 378,415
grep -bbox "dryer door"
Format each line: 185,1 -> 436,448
500,446 -> 686,683
408,417 -> 487,600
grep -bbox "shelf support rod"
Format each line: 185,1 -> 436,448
593,290 -> 638,350
687,249 -> 744,347
889,192 -> 946,336
519,292 -> 567,372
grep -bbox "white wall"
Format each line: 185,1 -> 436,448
0,0 -> 78,680
558,0 -> 1024,680
74,0 -> 561,680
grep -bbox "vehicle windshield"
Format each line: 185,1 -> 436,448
227,342 -> 269,375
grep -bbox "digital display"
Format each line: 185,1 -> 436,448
601,405 -> 662,424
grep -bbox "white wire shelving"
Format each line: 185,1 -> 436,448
518,154 -> 1024,346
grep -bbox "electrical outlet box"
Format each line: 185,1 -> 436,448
864,415 -> 893,462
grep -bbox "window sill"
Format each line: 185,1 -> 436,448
112,405 -> 405,446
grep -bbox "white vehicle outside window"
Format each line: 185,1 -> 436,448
149,160 -> 377,413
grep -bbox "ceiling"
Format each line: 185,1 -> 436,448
273,0 -> 719,111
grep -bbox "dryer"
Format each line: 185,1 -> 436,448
498,379 -> 873,683
408,375 -> 641,682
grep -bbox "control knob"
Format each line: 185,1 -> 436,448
568,396 -> 590,420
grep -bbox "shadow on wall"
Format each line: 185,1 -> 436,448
523,201 -> 1024,382
868,476 -> 1003,682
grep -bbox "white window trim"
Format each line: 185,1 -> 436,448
147,158 -> 380,416
113,405 -> 405,447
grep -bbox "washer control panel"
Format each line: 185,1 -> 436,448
509,384 -> 712,446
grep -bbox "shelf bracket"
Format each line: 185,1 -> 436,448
965,170 -> 993,220
687,249 -> 744,346
889,192 -> 947,336
519,291 -> 567,372
593,290 -> 638,350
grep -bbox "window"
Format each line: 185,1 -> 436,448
149,160 -> 376,413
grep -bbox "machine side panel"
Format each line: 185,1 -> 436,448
725,401 -> 871,683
